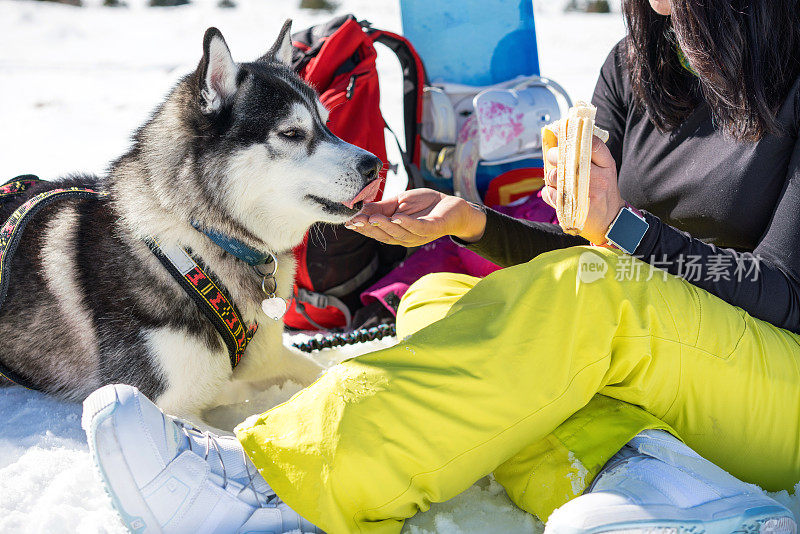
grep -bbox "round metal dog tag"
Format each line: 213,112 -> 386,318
261,297 -> 288,320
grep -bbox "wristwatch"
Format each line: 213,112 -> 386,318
603,205 -> 649,255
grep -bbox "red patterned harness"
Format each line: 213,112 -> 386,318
0,176 -> 256,389
146,239 -> 258,368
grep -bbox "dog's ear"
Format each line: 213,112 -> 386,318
197,28 -> 239,114
259,19 -> 293,66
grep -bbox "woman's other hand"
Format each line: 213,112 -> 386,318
344,189 -> 487,247
542,136 -> 626,245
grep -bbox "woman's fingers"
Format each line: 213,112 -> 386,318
345,218 -> 406,245
345,213 -> 434,246
366,214 -> 423,244
545,168 -> 557,188
541,134 -> 622,243
547,147 -> 558,166
384,213 -> 438,238
344,198 -> 398,226
344,189 -> 456,246
344,214 -> 369,228
541,185 -> 557,208
361,197 -> 400,216
344,198 -> 397,228
590,136 -> 616,169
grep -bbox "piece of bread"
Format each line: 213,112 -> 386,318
541,101 -> 609,234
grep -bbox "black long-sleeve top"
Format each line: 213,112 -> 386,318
460,40 -> 800,333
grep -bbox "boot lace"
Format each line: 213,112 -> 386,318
178,421 -> 277,508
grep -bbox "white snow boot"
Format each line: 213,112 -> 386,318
81,383 -> 323,534
545,430 -> 796,534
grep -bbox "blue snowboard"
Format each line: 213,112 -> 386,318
400,0 -> 540,86
401,0 -> 547,199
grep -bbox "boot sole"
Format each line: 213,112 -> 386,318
82,385 -> 163,534
594,514 -> 795,534
592,505 -> 797,534
546,495 -> 797,534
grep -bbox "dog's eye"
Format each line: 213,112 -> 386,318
280,129 -> 305,140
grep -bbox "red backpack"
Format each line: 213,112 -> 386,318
285,15 -> 426,331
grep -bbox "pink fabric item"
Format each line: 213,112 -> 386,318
360,191 -> 557,315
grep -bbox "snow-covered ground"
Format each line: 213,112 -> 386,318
2,0 -> 798,532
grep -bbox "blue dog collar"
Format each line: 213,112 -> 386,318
191,222 -> 273,266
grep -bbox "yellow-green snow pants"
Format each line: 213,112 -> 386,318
236,247 -> 800,534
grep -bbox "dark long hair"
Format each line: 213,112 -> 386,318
622,0 -> 800,141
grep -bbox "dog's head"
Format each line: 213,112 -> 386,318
177,22 -> 381,251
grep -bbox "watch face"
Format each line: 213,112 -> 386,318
607,208 -> 649,254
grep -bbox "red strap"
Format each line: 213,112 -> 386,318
368,29 -> 427,171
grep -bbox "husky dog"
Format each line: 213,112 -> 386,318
0,21 -> 382,423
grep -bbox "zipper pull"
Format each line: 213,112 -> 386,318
346,74 -> 359,99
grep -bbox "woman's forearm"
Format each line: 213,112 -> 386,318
456,206 -> 800,333
454,208 -> 588,268
450,201 -> 488,243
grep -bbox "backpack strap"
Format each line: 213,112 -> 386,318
384,120 -> 426,189
366,26 -> 428,190
292,254 -> 379,330
146,239 -> 257,370
294,288 -> 352,331
0,183 -> 107,389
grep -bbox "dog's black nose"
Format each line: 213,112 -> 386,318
357,154 -> 383,182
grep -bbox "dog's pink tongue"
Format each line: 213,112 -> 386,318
344,179 -> 383,209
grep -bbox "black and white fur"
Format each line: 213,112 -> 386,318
0,22 -> 382,424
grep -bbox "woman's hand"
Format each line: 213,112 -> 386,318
344,188 -> 487,247
542,136 -> 626,245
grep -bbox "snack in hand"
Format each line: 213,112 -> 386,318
541,101 -> 609,235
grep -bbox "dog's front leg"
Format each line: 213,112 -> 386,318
234,336 -> 325,387
262,344 -> 326,386
147,327 -> 234,430
232,319 -> 325,385
214,344 -> 324,409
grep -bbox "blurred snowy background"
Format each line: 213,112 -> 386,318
2,0 -> 797,532
0,0 -> 626,182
